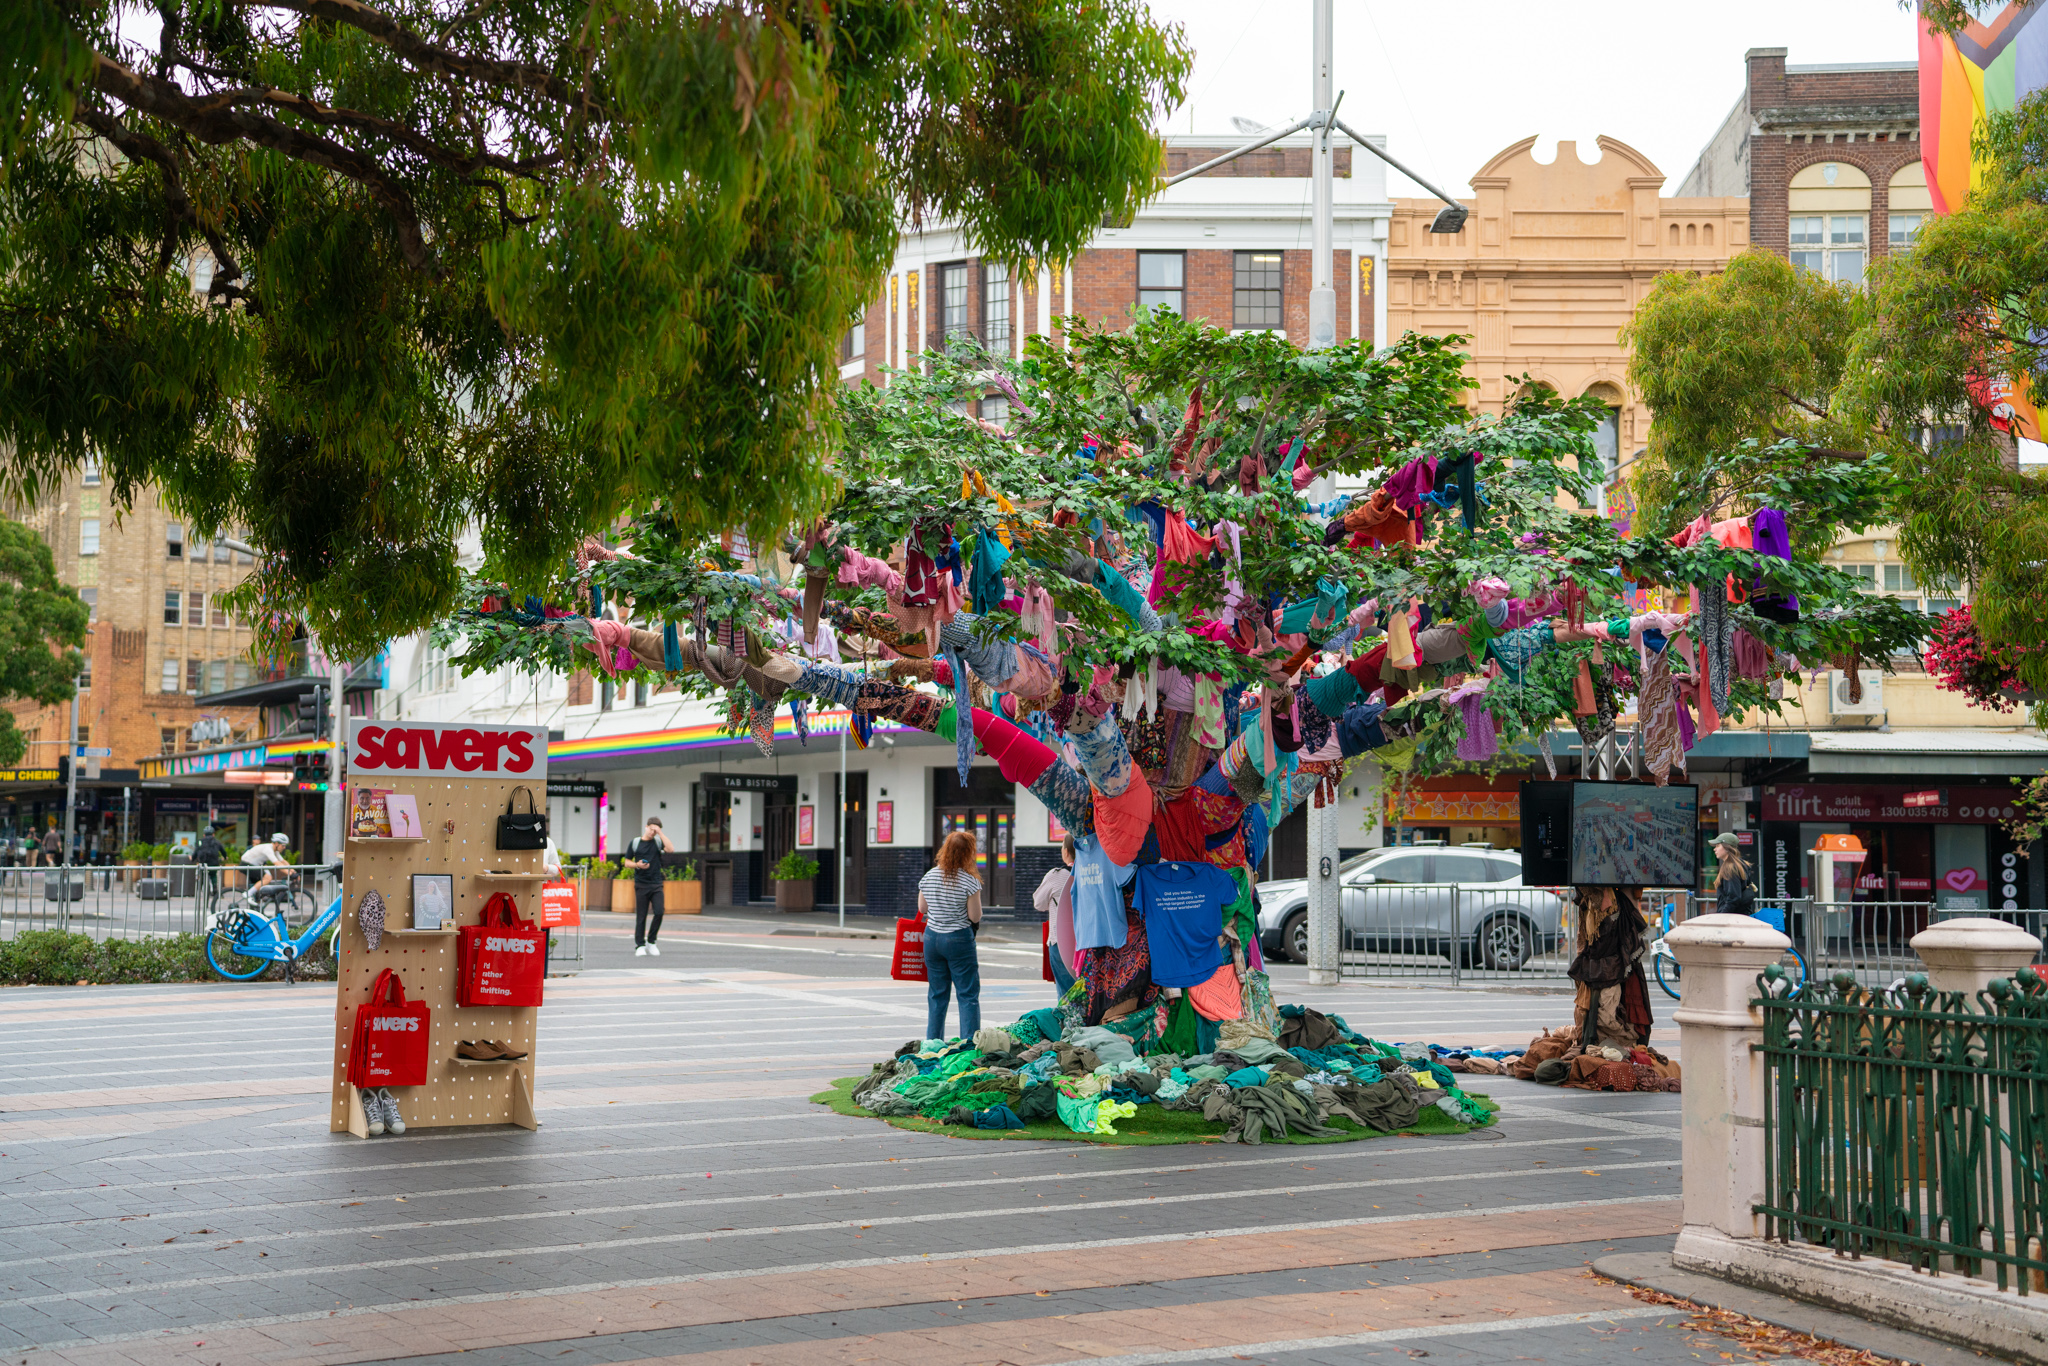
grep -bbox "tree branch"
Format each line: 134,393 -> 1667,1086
192,84 -> 561,180
73,104 -> 191,276
244,0 -> 601,117
91,52 -> 437,273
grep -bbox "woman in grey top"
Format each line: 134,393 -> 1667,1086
918,830 -> 984,1041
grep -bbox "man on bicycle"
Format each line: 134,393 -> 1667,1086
241,832 -> 292,899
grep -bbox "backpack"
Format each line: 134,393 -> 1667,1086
194,834 -> 224,866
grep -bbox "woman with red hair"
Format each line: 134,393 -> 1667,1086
918,829 -> 985,1040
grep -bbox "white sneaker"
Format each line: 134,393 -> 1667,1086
634,944 -> 650,957
362,1089 -> 385,1137
383,1090 -> 405,1135
646,943 -> 660,956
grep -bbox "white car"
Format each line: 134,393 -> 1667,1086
1255,845 -> 1567,970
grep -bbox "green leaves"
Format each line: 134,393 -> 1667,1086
0,519 -> 86,767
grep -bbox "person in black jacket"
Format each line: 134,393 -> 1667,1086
622,817 -> 674,957
1711,833 -> 1756,916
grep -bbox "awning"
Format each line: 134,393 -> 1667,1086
1805,729 -> 2048,777
547,711 -> 932,773
137,742 -> 276,783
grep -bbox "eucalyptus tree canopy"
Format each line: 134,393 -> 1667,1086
0,0 -> 1191,657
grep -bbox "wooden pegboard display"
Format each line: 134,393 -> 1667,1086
329,721 -> 552,1138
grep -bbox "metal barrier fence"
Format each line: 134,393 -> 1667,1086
1756,967 -> 2048,1295
1335,883 -> 1580,986
0,861 -> 342,942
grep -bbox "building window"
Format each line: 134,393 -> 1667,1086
1233,251 -> 1283,329
233,659 -> 252,689
79,519 -> 99,556
1138,251 -> 1185,317
1592,408 -> 1621,486
1889,214 -> 1924,248
1669,223 -> 1681,246
189,532 -> 208,561
78,657 -> 91,690
1883,563 -> 1916,593
163,590 -> 180,625
167,524 -> 183,559
160,727 -> 177,755
979,394 -> 1011,426
417,644 -> 453,695
1701,222 -> 1714,245
215,537 -> 231,564
599,679 -> 614,711
1844,562 -> 1877,589
940,262 -> 971,346
633,678 -> 650,707
1792,215 -> 1865,285
185,658 -> 202,693
79,587 -> 96,621
206,659 -> 227,693
160,659 -> 179,692
983,262 -> 1010,353
191,592 -> 207,628
81,457 -> 100,487
840,320 -> 865,364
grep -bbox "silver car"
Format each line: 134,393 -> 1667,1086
1254,845 -> 1566,970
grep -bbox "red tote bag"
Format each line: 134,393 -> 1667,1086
348,968 -> 431,1087
1041,921 -> 1056,983
890,915 -> 928,982
458,892 -> 547,1007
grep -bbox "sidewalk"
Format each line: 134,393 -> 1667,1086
584,904 -> 1047,945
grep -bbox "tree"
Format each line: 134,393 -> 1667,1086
0,521 -> 89,767
438,312 -> 1918,792
0,0 -> 1192,659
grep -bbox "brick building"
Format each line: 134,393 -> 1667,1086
5,473 -> 267,855
848,131 -> 1393,401
1677,48 -> 1928,277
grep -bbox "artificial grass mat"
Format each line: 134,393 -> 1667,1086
811,1075 -> 1499,1145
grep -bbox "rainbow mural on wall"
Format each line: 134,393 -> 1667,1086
546,710 -> 916,767
1919,2 -> 2048,215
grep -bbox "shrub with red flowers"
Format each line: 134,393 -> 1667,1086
1927,605 -> 2035,712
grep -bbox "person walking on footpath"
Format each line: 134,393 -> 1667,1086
1031,834 -> 1078,998
1711,832 -> 1755,916
919,829 -> 984,1041
623,817 -> 674,957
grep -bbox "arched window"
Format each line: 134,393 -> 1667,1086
1582,384 -> 1626,488
1889,162 -> 1931,249
1701,222 -> 1714,246
1685,223 -> 1698,246
1669,222 -> 1681,246
1788,162 -> 1872,285
414,643 -> 455,696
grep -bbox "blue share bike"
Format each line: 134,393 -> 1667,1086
205,869 -> 342,982
1651,901 -> 1806,1001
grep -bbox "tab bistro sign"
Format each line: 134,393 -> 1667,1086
1763,784 -> 2019,824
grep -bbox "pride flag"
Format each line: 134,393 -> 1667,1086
1919,3 -> 2048,215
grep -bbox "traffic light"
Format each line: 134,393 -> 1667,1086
294,747 -> 331,792
295,684 -> 327,737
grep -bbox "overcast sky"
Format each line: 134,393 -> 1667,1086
1147,1 -> 1924,199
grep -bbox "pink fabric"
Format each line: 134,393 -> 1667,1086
835,547 -> 904,599
972,708 -> 1057,785
1670,513 -> 1711,548
586,618 -> 635,674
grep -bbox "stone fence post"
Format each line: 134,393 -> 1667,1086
1667,912 -> 1790,1248
1908,916 -> 2041,998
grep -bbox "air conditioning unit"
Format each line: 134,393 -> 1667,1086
1828,669 -> 1885,719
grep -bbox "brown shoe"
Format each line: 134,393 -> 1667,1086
487,1040 -> 529,1061
456,1040 -> 504,1061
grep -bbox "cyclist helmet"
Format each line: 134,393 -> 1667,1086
270,832 -> 291,846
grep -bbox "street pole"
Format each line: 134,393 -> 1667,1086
838,718 -> 847,930
1302,0 -> 1342,988
325,659 -> 346,865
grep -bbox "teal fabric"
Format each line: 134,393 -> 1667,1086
1303,666 -> 1366,720
1277,579 -> 1347,636
1011,1008 -> 1061,1046
970,529 -> 1012,615
1224,1065 -> 1271,1088
1095,559 -> 1150,627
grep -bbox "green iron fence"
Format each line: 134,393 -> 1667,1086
1755,966 -> 2048,1293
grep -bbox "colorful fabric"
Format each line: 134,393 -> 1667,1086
1079,905 -> 1156,1027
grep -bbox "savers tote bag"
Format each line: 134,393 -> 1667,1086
890,914 -> 928,982
348,968 -> 431,1088
458,892 -> 547,1007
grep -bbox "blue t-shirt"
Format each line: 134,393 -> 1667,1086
1071,834 -> 1136,951
1134,861 -> 1236,987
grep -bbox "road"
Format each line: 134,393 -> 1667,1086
0,911 -> 1714,1366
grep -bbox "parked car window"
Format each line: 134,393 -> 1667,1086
1359,854 -> 1431,884
1434,853 -> 1496,885
1486,856 -> 1525,884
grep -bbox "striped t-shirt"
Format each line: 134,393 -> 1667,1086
918,867 -> 983,933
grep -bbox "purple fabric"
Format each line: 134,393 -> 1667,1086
1675,683 -> 1696,751
1751,508 -> 1799,611
1384,456 -> 1438,514
1454,694 -> 1498,762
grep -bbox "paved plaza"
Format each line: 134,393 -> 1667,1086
0,915 -> 1785,1366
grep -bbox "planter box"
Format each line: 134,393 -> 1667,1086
665,880 -> 702,914
611,878 -> 637,912
776,879 -> 815,912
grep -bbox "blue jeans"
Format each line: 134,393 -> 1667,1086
924,927 -> 981,1041
1049,943 -> 1076,997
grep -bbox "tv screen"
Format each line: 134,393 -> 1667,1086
1568,781 -> 1699,888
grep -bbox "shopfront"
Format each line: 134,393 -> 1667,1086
1756,783 -> 2039,916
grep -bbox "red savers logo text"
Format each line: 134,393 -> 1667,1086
353,726 -> 537,774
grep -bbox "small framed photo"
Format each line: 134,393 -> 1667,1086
411,873 -> 454,931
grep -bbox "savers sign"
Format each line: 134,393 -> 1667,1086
347,720 -> 549,779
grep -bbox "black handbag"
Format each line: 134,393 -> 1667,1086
496,788 -> 548,850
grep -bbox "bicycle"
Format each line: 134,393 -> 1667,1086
1651,902 -> 1807,1001
206,874 -> 341,982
